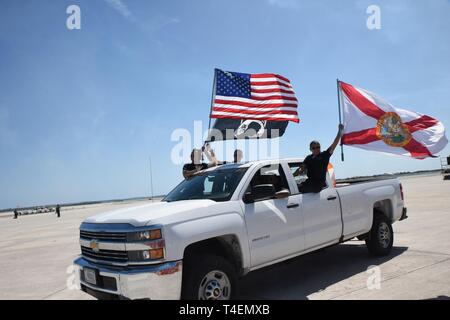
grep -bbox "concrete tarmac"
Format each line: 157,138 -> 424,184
0,173 -> 449,300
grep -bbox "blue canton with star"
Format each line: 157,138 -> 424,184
215,69 -> 251,98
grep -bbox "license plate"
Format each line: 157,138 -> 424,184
83,268 -> 97,285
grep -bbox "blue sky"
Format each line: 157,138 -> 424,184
0,0 -> 449,209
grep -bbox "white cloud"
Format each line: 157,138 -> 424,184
103,0 -> 180,32
141,16 -> 180,33
267,0 -> 301,9
103,0 -> 135,21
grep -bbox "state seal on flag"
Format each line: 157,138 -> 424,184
375,112 -> 412,147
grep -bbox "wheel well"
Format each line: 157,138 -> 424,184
183,235 -> 243,275
373,199 -> 393,222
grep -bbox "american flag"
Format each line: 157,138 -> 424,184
210,69 -> 299,123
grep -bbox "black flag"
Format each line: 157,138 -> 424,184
206,118 -> 288,141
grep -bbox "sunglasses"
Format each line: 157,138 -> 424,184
311,146 -> 321,150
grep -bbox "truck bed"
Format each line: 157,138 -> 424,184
334,177 -> 402,239
336,175 -> 397,186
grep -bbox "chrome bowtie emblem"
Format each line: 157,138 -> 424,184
90,239 -> 100,252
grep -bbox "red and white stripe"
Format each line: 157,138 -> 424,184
211,73 -> 300,122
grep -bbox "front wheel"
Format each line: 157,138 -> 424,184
181,254 -> 238,300
365,213 -> 394,256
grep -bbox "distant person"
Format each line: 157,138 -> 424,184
56,204 -> 61,218
294,124 -> 344,193
233,149 -> 243,163
182,145 -> 218,180
13,210 -> 18,219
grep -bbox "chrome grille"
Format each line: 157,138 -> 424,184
80,230 -> 127,242
79,223 -> 164,266
81,247 -> 128,263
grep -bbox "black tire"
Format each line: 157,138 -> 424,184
365,213 -> 394,256
181,253 -> 238,300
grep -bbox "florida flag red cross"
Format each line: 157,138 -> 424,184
339,81 -> 448,159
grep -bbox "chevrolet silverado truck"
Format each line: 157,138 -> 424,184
73,158 -> 408,300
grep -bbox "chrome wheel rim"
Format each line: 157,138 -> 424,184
378,222 -> 391,248
198,270 -> 231,300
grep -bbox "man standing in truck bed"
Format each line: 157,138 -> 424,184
294,124 -> 344,193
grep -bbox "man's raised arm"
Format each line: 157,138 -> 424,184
203,143 -> 219,167
328,124 -> 344,155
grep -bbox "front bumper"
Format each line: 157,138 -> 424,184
74,257 -> 182,300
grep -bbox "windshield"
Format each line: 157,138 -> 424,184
163,167 -> 248,202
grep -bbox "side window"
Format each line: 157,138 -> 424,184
288,162 -> 307,189
246,164 -> 290,201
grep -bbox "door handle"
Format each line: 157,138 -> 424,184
327,196 -> 337,201
287,203 -> 299,209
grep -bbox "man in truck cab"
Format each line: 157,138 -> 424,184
294,124 -> 344,193
183,144 -> 218,179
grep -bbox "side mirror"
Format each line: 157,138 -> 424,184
243,191 -> 254,203
274,188 -> 290,199
251,184 -> 276,201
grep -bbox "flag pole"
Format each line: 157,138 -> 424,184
205,68 -> 218,145
336,78 -> 344,162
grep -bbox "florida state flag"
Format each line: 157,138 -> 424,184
339,81 -> 447,159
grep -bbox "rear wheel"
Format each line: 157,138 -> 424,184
181,253 -> 238,300
365,213 -> 393,256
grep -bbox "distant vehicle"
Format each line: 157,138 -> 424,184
441,156 -> 450,180
30,207 -> 50,214
74,158 -> 408,300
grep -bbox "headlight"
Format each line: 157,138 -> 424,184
129,248 -> 165,261
127,227 -> 165,261
143,248 -> 164,260
139,229 -> 162,240
127,228 -> 162,241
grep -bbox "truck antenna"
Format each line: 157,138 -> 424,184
149,156 -> 154,202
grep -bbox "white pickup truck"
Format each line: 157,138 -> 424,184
74,158 -> 408,300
